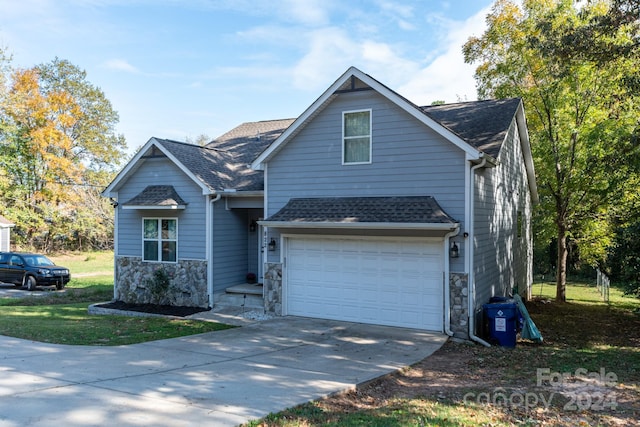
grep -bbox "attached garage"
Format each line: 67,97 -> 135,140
284,236 -> 444,331
261,196 -> 460,332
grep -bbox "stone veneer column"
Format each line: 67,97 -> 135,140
115,256 -> 209,308
263,262 -> 282,315
450,272 -> 469,339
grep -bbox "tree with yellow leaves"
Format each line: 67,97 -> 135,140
0,53 -> 126,250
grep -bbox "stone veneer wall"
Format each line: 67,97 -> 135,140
450,272 -> 469,339
115,256 -> 208,308
263,262 -> 282,315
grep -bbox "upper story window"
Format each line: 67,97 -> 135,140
343,109 -> 371,164
143,218 -> 177,262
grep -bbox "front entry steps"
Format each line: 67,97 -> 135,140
214,283 -> 264,310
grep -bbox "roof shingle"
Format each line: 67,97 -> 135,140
420,98 -> 521,158
123,185 -> 188,207
265,196 -> 458,225
153,119 -> 294,192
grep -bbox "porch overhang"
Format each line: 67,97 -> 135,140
259,196 -> 459,237
122,185 -> 188,210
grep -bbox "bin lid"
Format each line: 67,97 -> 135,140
483,302 -> 517,309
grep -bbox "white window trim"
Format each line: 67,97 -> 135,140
342,108 -> 372,165
142,217 -> 178,263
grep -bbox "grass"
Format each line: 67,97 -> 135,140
244,281 -> 640,427
49,250 -> 115,276
256,400 -> 503,427
0,250 -> 235,345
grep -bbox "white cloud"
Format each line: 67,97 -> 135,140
104,59 -> 140,73
398,5 -> 490,104
291,27 -> 358,90
376,0 -> 416,30
283,0 -> 332,26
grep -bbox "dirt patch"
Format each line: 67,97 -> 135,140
95,301 -> 210,317
308,338 -> 639,426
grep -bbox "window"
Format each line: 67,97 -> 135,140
343,109 -> 371,164
143,218 -> 177,262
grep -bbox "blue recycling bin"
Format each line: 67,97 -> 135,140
489,296 -> 524,331
483,301 -> 518,347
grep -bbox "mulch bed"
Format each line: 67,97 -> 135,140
95,300 -> 210,317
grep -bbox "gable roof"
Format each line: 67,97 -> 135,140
104,67 -> 536,203
250,66 -> 536,203
103,119 -> 292,197
261,196 -> 458,230
252,67 -> 501,170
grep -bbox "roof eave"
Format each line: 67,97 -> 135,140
515,101 -> 539,203
122,205 -> 187,210
220,190 -> 264,198
259,221 -> 459,231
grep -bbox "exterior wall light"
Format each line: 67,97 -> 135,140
268,238 -> 277,251
450,242 -> 459,258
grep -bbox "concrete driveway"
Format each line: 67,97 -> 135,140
0,316 -> 446,427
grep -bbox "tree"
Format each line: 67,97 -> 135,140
464,0 -> 640,301
0,55 -> 126,250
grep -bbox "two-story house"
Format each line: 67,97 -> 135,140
103,66 -> 537,340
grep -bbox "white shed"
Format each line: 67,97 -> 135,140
0,215 -> 15,252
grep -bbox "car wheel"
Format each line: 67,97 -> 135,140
24,276 -> 37,291
55,282 -> 64,291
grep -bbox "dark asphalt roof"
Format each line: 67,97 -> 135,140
153,119 -> 294,192
420,98 -> 521,158
264,196 -> 458,225
123,185 -> 188,207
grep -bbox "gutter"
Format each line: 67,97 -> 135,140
258,221 -> 458,231
443,227 -> 460,336
468,156 -> 492,347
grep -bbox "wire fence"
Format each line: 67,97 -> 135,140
596,268 -> 610,303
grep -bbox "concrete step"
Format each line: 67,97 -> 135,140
215,292 -> 263,309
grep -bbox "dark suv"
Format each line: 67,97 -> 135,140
0,252 -> 71,291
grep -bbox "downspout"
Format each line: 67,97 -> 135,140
207,193 -> 222,308
468,157 -> 492,347
443,227 -> 460,337
111,196 -> 119,301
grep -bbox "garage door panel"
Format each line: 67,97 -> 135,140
286,237 -> 443,331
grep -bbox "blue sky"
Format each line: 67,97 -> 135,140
0,0 -> 494,153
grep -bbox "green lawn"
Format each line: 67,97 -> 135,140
0,251 -> 234,345
49,250 -> 115,276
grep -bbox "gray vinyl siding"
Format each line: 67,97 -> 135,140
211,202 -> 249,293
473,120 -> 533,315
115,157 -> 207,260
265,90 -> 466,263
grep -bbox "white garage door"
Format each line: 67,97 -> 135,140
285,236 -> 444,331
